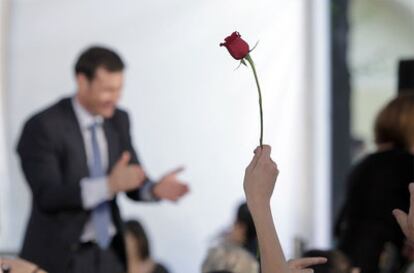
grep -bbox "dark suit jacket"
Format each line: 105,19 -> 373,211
17,97 -> 151,273
335,148 -> 414,273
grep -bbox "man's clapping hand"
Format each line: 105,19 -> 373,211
153,167 -> 189,201
108,151 -> 146,195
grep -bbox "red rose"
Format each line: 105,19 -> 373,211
220,31 -> 264,147
220,31 -> 250,60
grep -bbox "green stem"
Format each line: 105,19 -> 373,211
244,53 -> 263,147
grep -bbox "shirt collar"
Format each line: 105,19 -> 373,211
72,96 -> 104,130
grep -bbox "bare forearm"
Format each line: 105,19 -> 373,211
244,147 -> 327,273
249,201 -> 289,273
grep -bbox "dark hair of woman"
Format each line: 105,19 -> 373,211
125,220 -> 150,260
236,203 -> 258,255
374,94 -> 414,148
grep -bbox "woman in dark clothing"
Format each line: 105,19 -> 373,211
125,220 -> 169,273
336,94 -> 414,273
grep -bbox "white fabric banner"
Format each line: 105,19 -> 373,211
0,0 -> 11,253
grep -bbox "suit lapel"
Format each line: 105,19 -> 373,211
61,98 -> 89,177
103,119 -> 119,173
61,98 -> 121,176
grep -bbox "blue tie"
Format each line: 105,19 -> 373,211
89,122 -> 112,249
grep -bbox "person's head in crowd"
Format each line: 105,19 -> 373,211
125,220 -> 150,260
229,202 -> 257,256
124,220 -> 169,273
75,46 -> 125,118
303,249 -> 359,273
374,94 -> 414,150
202,243 -> 259,273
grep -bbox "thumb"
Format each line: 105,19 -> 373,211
290,257 -> 328,269
248,146 -> 262,169
166,166 -> 185,177
393,209 -> 408,235
116,151 -> 131,166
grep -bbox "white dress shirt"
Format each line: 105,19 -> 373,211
72,97 -> 157,242
72,97 -> 117,242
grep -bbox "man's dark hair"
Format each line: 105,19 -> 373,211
74,46 -> 125,80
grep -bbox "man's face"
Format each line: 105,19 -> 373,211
77,67 -> 124,118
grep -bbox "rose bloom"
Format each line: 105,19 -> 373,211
220,31 -> 250,60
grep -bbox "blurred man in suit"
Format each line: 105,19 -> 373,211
17,46 -> 189,273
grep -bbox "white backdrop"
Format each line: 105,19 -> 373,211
0,0 -> 12,255
0,0 -> 330,272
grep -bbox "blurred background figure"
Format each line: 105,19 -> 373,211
201,243 -> 258,273
124,220 -> 170,273
226,203 -> 258,258
201,202 -> 259,273
15,46 -> 188,273
335,94 -> 414,273
399,240 -> 414,273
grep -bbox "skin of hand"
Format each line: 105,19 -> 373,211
152,167 -> 190,201
288,258 -> 328,273
244,145 -> 327,273
108,151 -> 146,195
243,145 -> 279,206
393,183 -> 414,243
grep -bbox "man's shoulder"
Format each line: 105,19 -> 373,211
23,97 -> 72,127
110,107 -> 129,123
106,108 -> 132,136
17,97 -> 73,152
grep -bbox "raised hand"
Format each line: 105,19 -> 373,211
153,167 -> 189,201
243,146 -> 330,273
108,151 -> 146,194
243,145 -> 279,207
393,183 -> 414,243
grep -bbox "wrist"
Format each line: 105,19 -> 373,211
105,177 -> 116,199
151,183 -> 160,200
107,176 -> 117,195
246,197 -> 270,211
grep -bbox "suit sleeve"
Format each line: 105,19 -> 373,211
17,116 -> 84,213
117,111 -> 159,202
